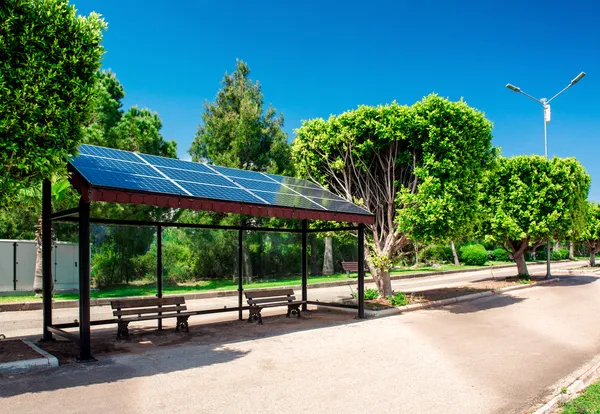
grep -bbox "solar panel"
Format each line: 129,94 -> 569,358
69,144 -> 372,218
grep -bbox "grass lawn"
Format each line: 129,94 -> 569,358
560,380 -> 600,413
0,260 -> 530,304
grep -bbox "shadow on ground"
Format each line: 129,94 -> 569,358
0,310 -> 357,398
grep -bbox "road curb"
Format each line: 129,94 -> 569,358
317,277 -> 561,318
0,339 -> 59,374
531,356 -> 600,414
0,261 -> 576,313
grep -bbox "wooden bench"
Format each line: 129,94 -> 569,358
111,297 -> 191,339
245,289 -> 304,324
341,261 -> 368,278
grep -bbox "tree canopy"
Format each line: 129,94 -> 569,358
189,59 -> 292,175
292,94 -> 494,296
579,202 -> 600,266
480,155 -> 590,276
0,0 -> 106,204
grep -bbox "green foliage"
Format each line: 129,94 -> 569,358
479,155 -> 590,276
419,245 -> 454,264
579,202 -> 600,257
190,59 -> 292,175
459,244 -> 488,266
488,248 -> 510,262
481,156 -> 590,246
292,94 -> 494,296
364,288 -> 379,300
0,0 -> 106,203
387,292 -> 408,306
560,380 -> 600,414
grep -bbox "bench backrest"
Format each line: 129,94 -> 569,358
245,289 -> 295,306
111,296 -> 186,318
341,261 -> 368,272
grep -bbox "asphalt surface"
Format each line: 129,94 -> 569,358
1,265 -> 599,414
0,260 -> 583,338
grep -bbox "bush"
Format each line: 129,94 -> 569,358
420,245 -> 453,264
536,248 -> 570,261
459,244 -> 488,266
387,292 -> 408,306
353,288 -> 379,300
488,248 -> 510,262
364,288 -> 379,300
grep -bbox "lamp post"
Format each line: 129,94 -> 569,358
506,71 -> 586,279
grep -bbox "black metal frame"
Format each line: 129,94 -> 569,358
42,180 -> 367,361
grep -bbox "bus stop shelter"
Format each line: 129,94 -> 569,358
41,144 -> 373,361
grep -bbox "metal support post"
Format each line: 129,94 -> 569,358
238,229 -> 243,321
301,220 -> 308,311
13,242 -> 17,291
78,197 -> 93,362
157,225 -> 163,330
42,180 -> 53,341
357,224 -> 365,319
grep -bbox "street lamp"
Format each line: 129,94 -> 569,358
505,71 -> 586,278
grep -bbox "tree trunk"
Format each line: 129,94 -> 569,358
33,239 -> 43,293
243,245 -> 252,282
569,241 -> 575,260
414,243 -> 419,266
450,241 -> 460,266
310,235 -> 318,276
553,241 -> 560,252
322,236 -> 334,275
366,262 -> 393,297
591,251 -> 596,267
514,252 -> 529,277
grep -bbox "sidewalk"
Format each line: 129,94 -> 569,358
2,272 -> 600,413
0,261 -> 583,338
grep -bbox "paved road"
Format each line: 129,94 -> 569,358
2,273 -> 599,414
0,261 -> 584,338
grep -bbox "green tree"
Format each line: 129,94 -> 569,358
189,59 -> 292,174
480,155 -> 590,276
579,202 -> 600,266
293,95 -> 494,296
0,0 -> 106,203
189,59 -> 294,280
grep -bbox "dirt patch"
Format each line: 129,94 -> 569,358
38,338 -> 130,364
363,277 -> 539,309
0,340 -> 42,363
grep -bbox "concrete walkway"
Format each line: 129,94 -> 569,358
0,260 -> 583,338
1,274 -> 599,413
2,268 -> 599,413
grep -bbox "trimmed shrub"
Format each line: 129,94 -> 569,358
537,248 -> 570,261
420,245 -> 453,264
459,244 -> 488,266
387,292 -> 408,306
488,248 -> 510,262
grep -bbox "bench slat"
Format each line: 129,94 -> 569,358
253,300 -> 304,309
245,289 -> 294,299
111,296 -> 185,309
118,311 -> 196,323
342,261 -> 368,271
113,305 -> 187,317
248,296 -> 295,305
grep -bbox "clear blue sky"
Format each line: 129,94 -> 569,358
74,0 -> 600,200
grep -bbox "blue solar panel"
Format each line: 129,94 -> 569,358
71,156 -> 161,178
70,144 -> 372,218
252,191 -> 325,210
77,168 -> 182,195
159,167 -> 233,187
211,165 -> 272,182
285,185 -> 347,202
180,182 -> 265,204
138,153 -> 215,174
264,174 -> 323,189
79,145 -> 142,163
229,177 -> 291,193
311,198 -> 370,215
